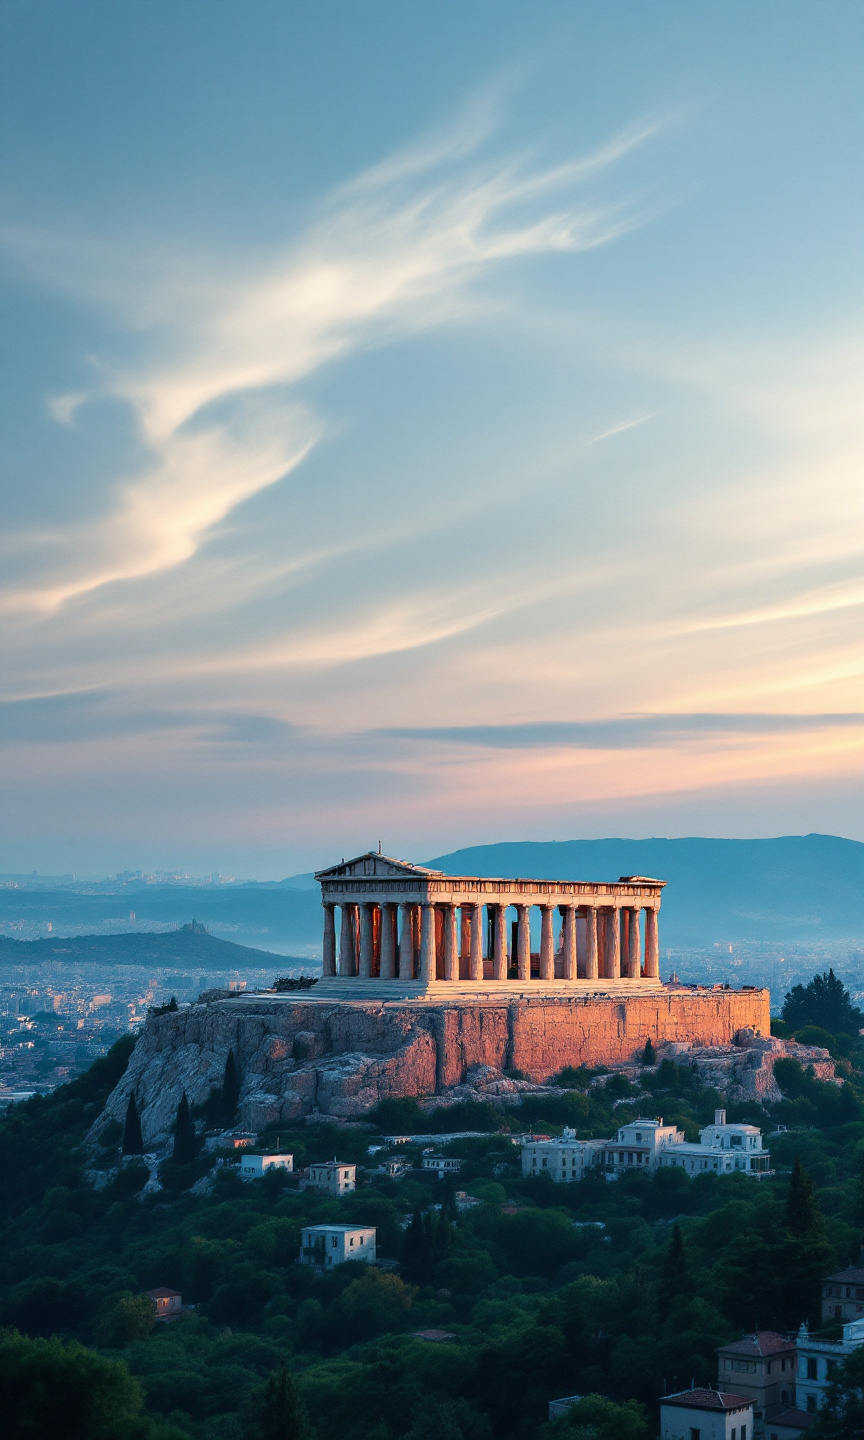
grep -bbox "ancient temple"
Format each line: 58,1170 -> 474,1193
313,852 -> 666,996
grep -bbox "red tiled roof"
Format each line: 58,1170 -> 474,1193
769,1407 -> 816,1429
824,1266 -> 864,1285
718,1331 -> 794,1358
663,1389 -> 753,1412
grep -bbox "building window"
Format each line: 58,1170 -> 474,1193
689,1430 -> 700,1440
806,1396 -> 817,1413
807,1359 -> 818,1380
331,1236 -> 338,1248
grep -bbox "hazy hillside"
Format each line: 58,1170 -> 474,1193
0,881 -> 321,954
0,924 -> 306,970
426,834 -> 864,946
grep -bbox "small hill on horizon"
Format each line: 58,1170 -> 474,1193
0,924 -> 307,970
426,833 -> 864,946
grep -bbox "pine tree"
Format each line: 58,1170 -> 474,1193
221,1048 -> 241,1125
785,1157 -> 824,1236
782,969 -> 863,1035
256,1362 -> 307,1440
659,1222 -> 688,1318
121,1092 -> 144,1156
440,1174 -> 458,1223
172,1093 -> 197,1165
642,1037 -> 656,1065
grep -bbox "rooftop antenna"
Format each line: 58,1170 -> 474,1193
378,840 -> 382,854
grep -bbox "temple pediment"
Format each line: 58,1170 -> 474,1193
314,852 -> 444,881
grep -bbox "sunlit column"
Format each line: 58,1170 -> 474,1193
322,905 -> 336,976
607,906 -> 621,979
420,905 -> 437,983
399,904 -> 415,980
379,904 -> 396,979
562,906 -> 577,981
539,905 -> 555,981
338,904 -> 356,977
469,903 -> 484,981
492,905 -> 508,981
584,906 -> 598,980
443,905 -> 458,980
516,904 -> 531,982
644,907 -> 660,978
626,907 -> 641,979
358,903 -> 375,978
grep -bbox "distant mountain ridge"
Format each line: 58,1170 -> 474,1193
425,834 -> 864,945
0,926 -> 305,970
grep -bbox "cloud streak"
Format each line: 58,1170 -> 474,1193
2,110 -> 662,614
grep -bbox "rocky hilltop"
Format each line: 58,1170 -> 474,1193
91,985 -> 780,1148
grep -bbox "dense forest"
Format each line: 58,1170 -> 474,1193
3,972 -> 864,1440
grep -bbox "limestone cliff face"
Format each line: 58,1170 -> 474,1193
93,987 -> 770,1149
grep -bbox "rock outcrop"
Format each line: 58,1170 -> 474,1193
91,985 -> 770,1148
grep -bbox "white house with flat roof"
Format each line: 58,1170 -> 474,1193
605,1118 -> 685,1174
299,1224 -> 376,1268
521,1128 -> 606,1183
303,1161 -> 356,1196
239,1152 -> 293,1179
661,1388 -> 754,1440
422,1155 -> 462,1175
795,1317 -> 864,1416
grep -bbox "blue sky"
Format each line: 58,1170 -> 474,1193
1,2 -> 863,876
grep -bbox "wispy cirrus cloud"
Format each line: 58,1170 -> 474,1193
376,713 -> 864,750
1,109 -> 664,615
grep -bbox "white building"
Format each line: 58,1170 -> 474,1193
239,1152 -> 294,1179
422,1155 -> 462,1175
521,1128 -> 606,1183
795,1317 -> 864,1416
299,1224 -> 376,1268
607,1111 -> 770,1179
661,1388 -> 754,1440
605,1118 -> 685,1174
304,1160 -> 356,1196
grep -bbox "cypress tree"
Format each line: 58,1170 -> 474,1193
172,1093 -> 197,1165
785,1157 -> 824,1236
221,1048 -> 241,1124
659,1222 -> 688,1318
402,1205 -> 433,1285
642,1037 -> 656,1065
257,1362 -> 307,1440
121,1092 -> 144,1156
433,1208 -> 453,1263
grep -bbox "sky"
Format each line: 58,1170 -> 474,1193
1,1 -> 863,878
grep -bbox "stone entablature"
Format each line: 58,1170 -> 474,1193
315,852 -> 666,989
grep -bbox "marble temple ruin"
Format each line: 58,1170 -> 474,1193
315,851 -> 665,996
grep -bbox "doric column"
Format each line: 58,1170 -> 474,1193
398,904 -> 415,980
516,904 -> 531,981
420,905 -> 437,983
459,907 -> 471,977
626,907 -> 641,979
443,905 -> 458,981
469,903 -> 484,981
492,905 -> 508,980
358,903 -> 375,978
561,906 -> 577,981
539,905 -> 555,981
322,905 -> 336,976
584,906 -> 598,980
644,907 -> 659,978
379,904 -> 396,979
606,906 -> 621,978
338,904 -> 356,977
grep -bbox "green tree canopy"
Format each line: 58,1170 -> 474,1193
782,969 -> 863,1035
0,1328 -> 161,1440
